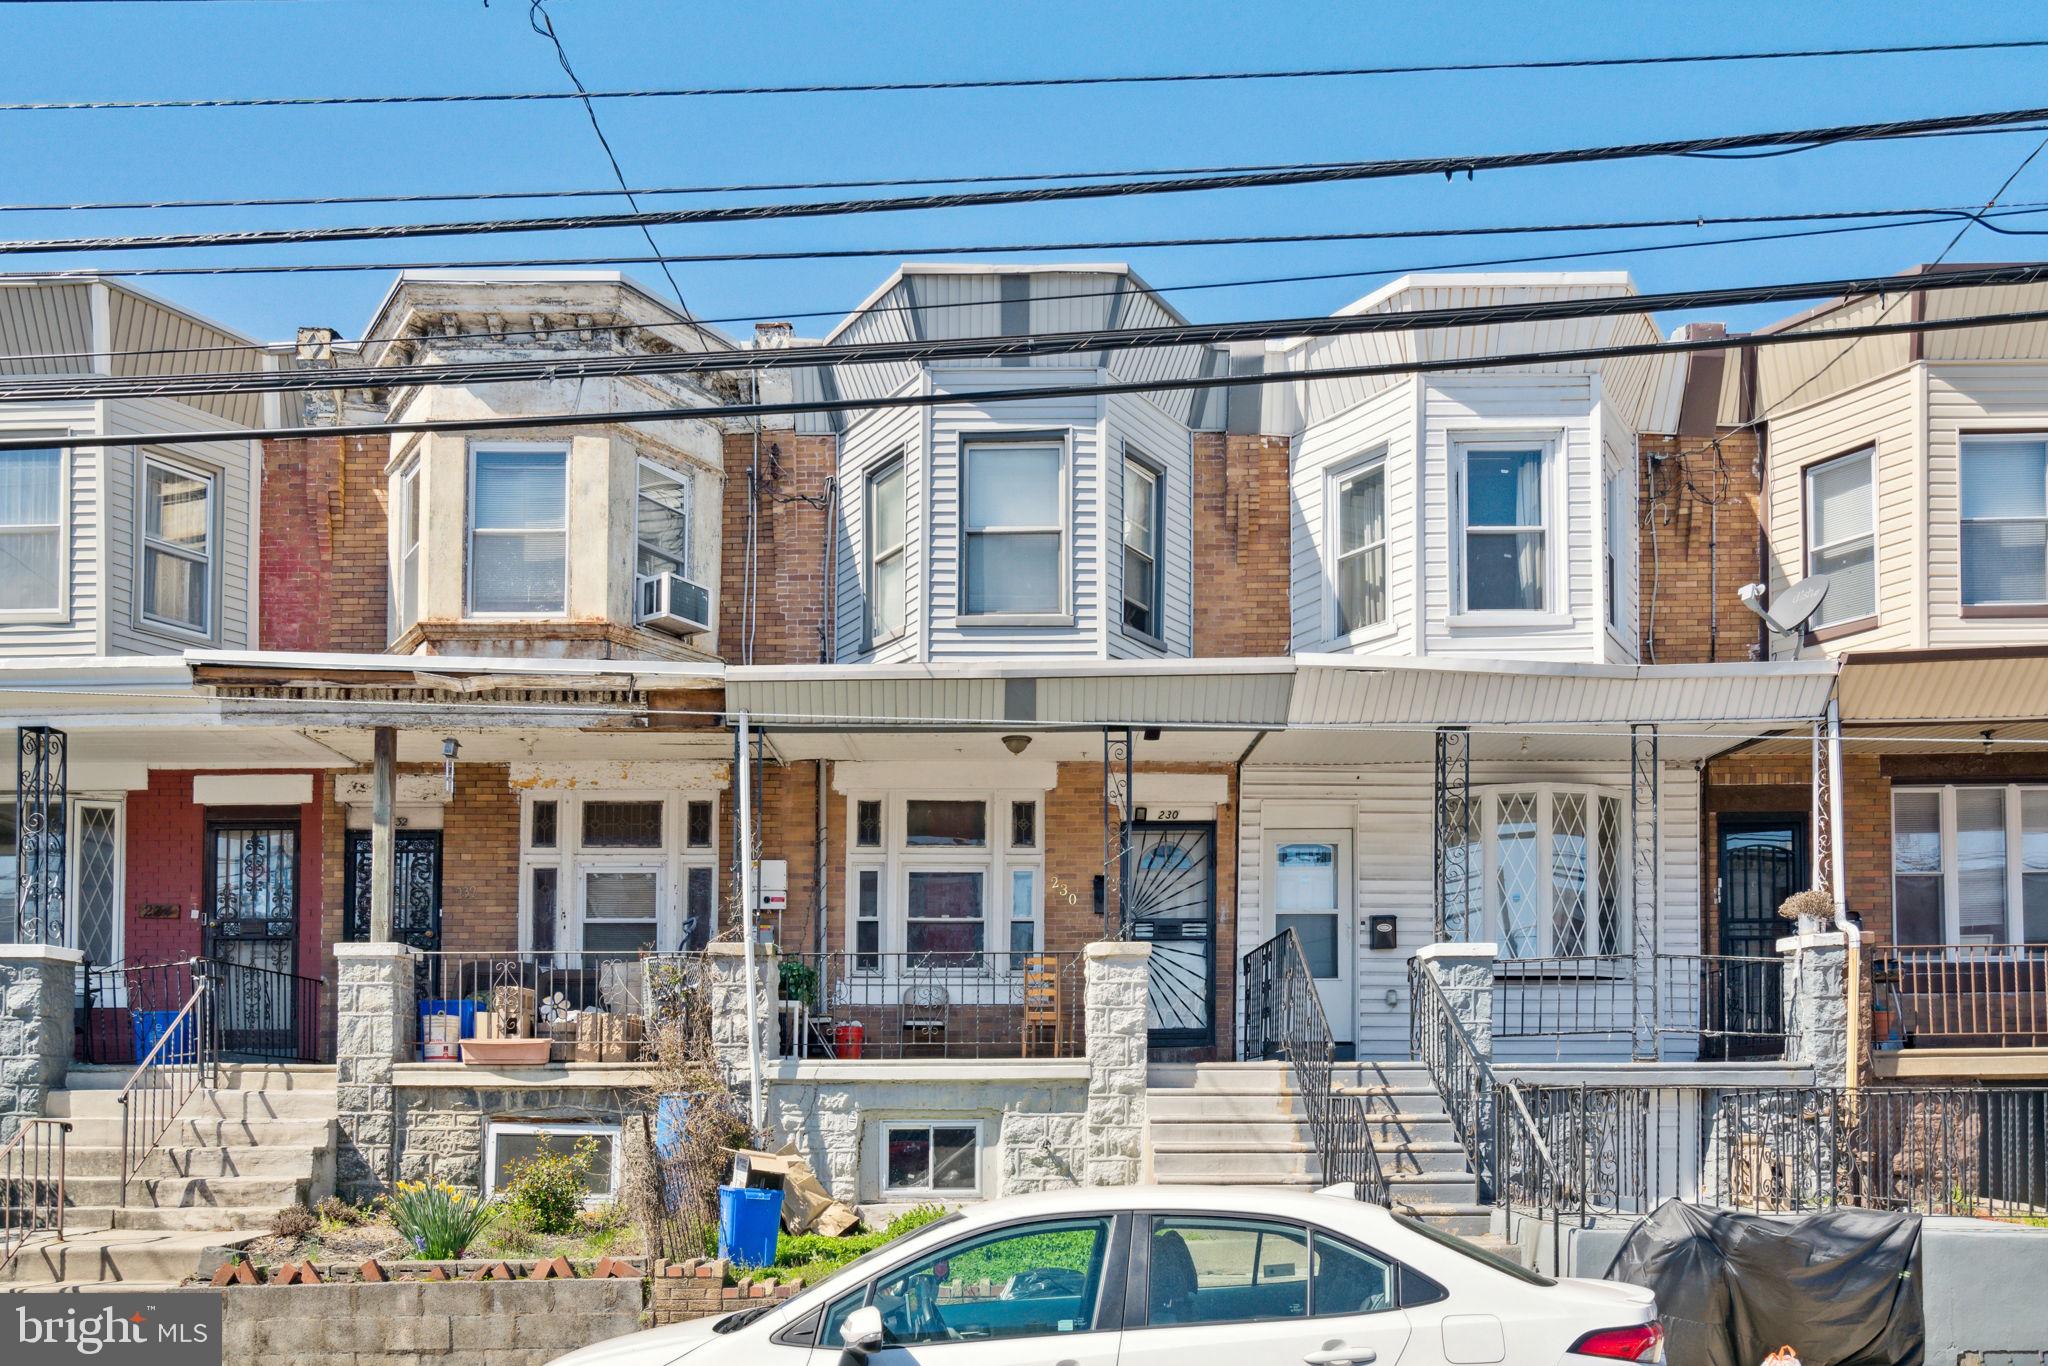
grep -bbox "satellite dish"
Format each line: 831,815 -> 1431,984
1754,576 -> 1830,635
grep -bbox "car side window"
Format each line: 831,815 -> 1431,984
823,1217 -> 1112,1348
1311,1232 -> 1397,1316
1148,1217 -> 1310,1326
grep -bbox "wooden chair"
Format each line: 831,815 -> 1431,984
1022,956 -> 1063,1057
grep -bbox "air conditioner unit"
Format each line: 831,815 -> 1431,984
634,571 -> 712,636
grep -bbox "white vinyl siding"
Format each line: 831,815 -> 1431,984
1104,391 -> 1194,659
1292,381 -> 1416,653
1119,452 -> 1162,641
835,394 -> 921,663
1803,447 -> 1876,630
468,445 -> 568,616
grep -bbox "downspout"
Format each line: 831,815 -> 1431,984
738,709 -> 765,1132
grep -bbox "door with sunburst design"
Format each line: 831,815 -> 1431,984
1125,821 -> 1217,1048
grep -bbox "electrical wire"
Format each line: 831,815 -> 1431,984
8,37 -> 2048,109
10,294 -> 2048,452
10,104 -> 2048,257
15,258 -> 2048,406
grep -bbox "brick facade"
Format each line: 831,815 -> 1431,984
718,427 -> 839,665
1637,429 -> 1766,666
1192,433 -> 1292,658
260,434 -> 392,653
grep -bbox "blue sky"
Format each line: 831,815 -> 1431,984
5,0 -> 2048,345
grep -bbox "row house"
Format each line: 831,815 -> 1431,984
0,263 -> 2038,1248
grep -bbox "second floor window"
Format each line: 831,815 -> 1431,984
1804,448 -> 1874,629
1461,444 -> 1546,612
1121,454 -> 1162,638
636,461 -> 690,579
0,447 -> 61,612
962,438 -> 1062,616
866,455 -> 905,643
1961,435 -> 2048,607
1334,459 -> 1387,634
1605,472 -> 1627,631
469,446 -> 566,615
394,460 -> 421,632
140,457 -> 213,635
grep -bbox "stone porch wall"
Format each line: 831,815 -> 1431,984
0,945 -> 78,1141
220,1279 -> 642,1366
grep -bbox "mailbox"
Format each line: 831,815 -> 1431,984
1368,915 -> 1398,951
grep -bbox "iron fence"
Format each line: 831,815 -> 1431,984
75,959 -> 199,1064
75,958 -> 324,1064
1491,953 -> 1786,1056
1875,943 -> 2048,1049
783,951 -> 1083,1060
0,1118 -> 70,1273
412,950 -> 668,1062
209,958 -> 325,1063
1408,958 -> 1497,1197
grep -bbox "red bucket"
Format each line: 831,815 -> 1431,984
833,1021 -> 865,1060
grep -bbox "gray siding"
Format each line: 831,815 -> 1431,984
1104,390 -> 1194,658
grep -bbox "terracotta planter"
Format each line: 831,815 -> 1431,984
459,1038 -> 552,1066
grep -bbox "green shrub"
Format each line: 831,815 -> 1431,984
504,1135 -> 599,1235
774,1203 -> 949,1277
388,1180 -> 499,1260
778,959 -> 819,1007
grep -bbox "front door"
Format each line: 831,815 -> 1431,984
1270,831 -> 1355,1055
203,820 -> 300,1056
1126,822 -> 1217,1049
1715,816 -> 1803,1060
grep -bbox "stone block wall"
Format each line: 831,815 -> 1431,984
220,1278 -> 642,1366
0,946 -> 78,1140
335,943 -> 415,1199
395,1082 -> 643,1190
1082,941 -> 1151,1187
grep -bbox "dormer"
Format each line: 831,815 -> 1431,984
355,272 -> 737,661
1277,274 -> 1683,662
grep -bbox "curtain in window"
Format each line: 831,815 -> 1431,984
1891,791 -> 1944,944
0,449 -> 61,611
1955,789 -> 2008,943
1808,453 -> 1875,624
1962,439 -> 2048,604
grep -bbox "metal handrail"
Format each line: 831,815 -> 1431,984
1408,959 -> 1498,1195
1243,929 -> 1391,1207
1493,1081 -> 1569,1274
115,967 -> 214,1208
0,1118 -> 70,1272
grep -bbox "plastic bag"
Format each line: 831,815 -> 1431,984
1761,1348 -> 1801,1366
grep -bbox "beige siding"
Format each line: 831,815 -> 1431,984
1925,361 -> 2048,647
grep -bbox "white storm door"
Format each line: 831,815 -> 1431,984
1271,831 -> 1355,1047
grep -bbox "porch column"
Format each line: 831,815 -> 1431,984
1809,705 -> 1846,908
13,725 -> 66,945
1780,928 -> 1852,1081
1102,729 -> 1133,937
333,941 -> 415,1199
0,944 -> 81,1140
706,942 -> 776,1133
1083,940 -> 1151,1187
369,726 -> 397,943
1629,724 -> 1660,1061
1432,726 -> 1471,942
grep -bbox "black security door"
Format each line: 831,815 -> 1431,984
1714,816 -> 1804,1059
203,820 -> 301,1054
1125,821 -> 1217,1049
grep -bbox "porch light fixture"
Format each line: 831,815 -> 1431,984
1002,734 -> 1032,756
442,736 -> 460,794
1983,729 -> 1996,754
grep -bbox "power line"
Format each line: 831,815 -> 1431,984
12,259 -> 2048,406
16,204 -> 2048,369
10,104 -> 2048,257
9,37 -> 2048,109
9,294 -> 2048,450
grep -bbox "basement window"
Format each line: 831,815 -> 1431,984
883,1122 -> 979,1196
486,1121 -> 620,1204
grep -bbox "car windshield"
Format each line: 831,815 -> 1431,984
732,1211 -> 967,1334
1392,1213 -> 1555,1286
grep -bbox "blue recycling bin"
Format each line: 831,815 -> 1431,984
131,1009 -> 195,1065
717,1185 -> 783,1269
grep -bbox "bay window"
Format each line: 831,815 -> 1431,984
0,447 -> 62,613
1960,435 -> 2048,607
962,438 -> 1063,616
1333,457 -> 1387,635
1121,452 -> 1162,639
517,791 -> 719,959
140,456 -> 213,635
469,445 -> 567,615
1804,448 -> 1875,629
865,454 -> 906,643
1465,785 -> 1627,958
1459,442 -> 1548,613
394,459 -> 421,632
635,460 -> 691,578
1891,785 -> 2048,944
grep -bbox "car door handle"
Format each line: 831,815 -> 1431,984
1304,1351 -> 1377,1366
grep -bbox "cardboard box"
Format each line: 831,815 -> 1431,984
489,986 -> 536,1037
541,1019 -> 579,1063
573,1010 -> 644,1063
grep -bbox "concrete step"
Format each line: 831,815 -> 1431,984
62,1144 -> 329,1180
1144,1092 -> 1305,1122
64,1064 -> 337,1093
45,1087 -> 336,1121
52,1115 -> 333,1148
0,1228 -> 252,1287
1145,1116 -> 1314,1144
12,1204 -> 290,1234
1391,1202 -> 1496,1237
53,1174 -> 311,1211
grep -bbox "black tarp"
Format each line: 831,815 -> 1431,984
1605,1202 -> 1923,1366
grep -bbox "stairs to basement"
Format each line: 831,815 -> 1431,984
1145,1060 -> 1503,1245
2,1063 -> 337,1289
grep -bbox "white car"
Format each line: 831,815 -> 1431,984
550,1185 -> 1661,1366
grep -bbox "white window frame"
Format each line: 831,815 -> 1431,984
1451,433 -> 1562,621
0,441 -> 67,622
467,441 -> 569,619
1327,452 -> 1390,642
1803,446 -> 1876,632
958,432 -> 1070,624
877,1119 -> 985,1198
393,457 -> 422,636
864,452 -> 907,647
1959,433 -> 2048,609
842,790 -> 1045,975
1605,468 -> 1629,634
66,798 -> 125,967
516,790 -> 721,961
1890,784 -> 2048,946
485,1120 -> 623,1206
137,453 -> 216,639
634,456 -> 692,581
1120,448 -> 1165,645
1472,783 -> 1630,960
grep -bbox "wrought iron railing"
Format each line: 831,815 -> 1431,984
1875,943 -> 2048,1049
75,958 -> 199,1064
1408,958 -> 1497,1196
1491,952 -> 1786,1056
208,958 -> 326,1063
782,951 -> 1084,1060
412,950 -> 666,1062
116,969 -> 213,1207
1242,930 -> 1391,1206
77,957 -> 325,1064
0,1118 -> 70,1272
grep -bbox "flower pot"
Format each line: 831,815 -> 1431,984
459,1038 -> 552,1066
